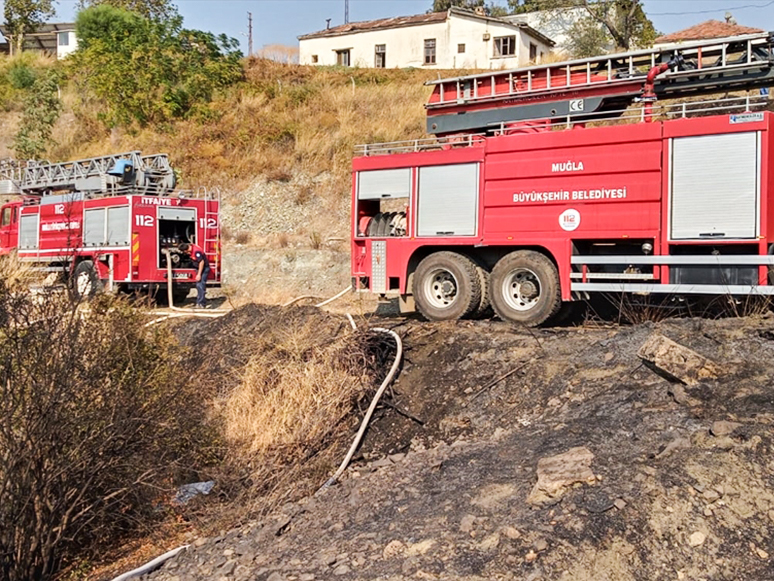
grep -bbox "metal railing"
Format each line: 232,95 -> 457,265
355,94 -> 771,156
355,133 -> 486,156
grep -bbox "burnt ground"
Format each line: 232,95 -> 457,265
144,307 -> 774,581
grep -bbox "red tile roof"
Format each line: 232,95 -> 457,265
655,20 -> 763,44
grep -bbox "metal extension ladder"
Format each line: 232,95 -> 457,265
0,151 -> 177,196
425,31 -> 774,135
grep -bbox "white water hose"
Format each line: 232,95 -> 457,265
319,325 -> 403,491
109,545 -> 189,581
282,287 -> 351,308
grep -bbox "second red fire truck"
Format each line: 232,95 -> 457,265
352,31 -> 774,326
0,151 -> 220,302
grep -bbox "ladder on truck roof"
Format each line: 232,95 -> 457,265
426,31 -> 774,135
0,151 -> 177,196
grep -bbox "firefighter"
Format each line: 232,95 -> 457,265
179,242 -> 210,308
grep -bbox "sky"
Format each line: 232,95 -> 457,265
17,0 -> 774,55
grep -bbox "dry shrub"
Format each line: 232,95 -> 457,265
265,165 -> 293,182
234,230 -> 251,245
0,279 -> 213,581
276,232 -> 290,248
204,308 -> 393,518
0,253 -> 42,288
308,230 -> 323,250
294,184 -> 313,206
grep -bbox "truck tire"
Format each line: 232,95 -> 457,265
474,263 -> 492,318
490,250 -> 561,327
413,251 -> 481,321
72,260 -> 103,301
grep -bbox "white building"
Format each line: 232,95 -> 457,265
55,28 -> 78,59
0,22 -> 78,59
298,7 -> 554,69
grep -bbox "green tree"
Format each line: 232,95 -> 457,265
487,4 -> 510,17
566,16 -> 612,57
71,5 -> 242,126
431,0 -> 512,16
432,0 -> 484,12
3,0 -> 56,55
506,0 -> 656,51
12,69 -> 62,160
76,0 -> 177,21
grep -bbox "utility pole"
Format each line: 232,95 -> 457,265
345,0 -> 349,24
247,12 -> 253,56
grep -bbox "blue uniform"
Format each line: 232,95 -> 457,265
190,244 -> 210,307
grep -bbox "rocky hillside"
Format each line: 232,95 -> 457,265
135,308 -> 774,581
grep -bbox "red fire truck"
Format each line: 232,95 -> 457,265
352,32 -> 774,326
0,151 -> 220,301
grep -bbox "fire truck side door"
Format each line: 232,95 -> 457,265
0,205 -> 15,250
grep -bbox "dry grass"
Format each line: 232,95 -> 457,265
308,231 -> 323,250
42,60 -> 437,196
217,314 -> 373,450
221,329 -> 369,456
0,254 -> 43,288
200,309 -> 395,522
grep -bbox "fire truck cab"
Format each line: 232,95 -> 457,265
351,32 -> 774,326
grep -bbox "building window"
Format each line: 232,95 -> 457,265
336,49 -> 350,67
424,39 -> 436,65
530,43 -> 538,61
58,31 -> 70,47
458,43 -> 466,53
494,35 -> 516,57
311,54 -> 319,63
375,44 -> 386,68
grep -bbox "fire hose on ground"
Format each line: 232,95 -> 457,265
318,324 -> 403,491
125,286 -> 403,579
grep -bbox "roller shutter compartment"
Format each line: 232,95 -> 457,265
670,132 -> 759,240
358,168 -> 411,200
417,163 -> 479,237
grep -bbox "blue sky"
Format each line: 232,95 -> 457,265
29,0 -> 774,55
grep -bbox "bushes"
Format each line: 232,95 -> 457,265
70,5 -> 243,126
0,52 -> 56,112
12,68 -> 62,160
0,265 -> 213,581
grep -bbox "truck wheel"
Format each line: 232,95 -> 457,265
72,260 -> 103,301
413,252 -> 481,321
490,251 -> 561,327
